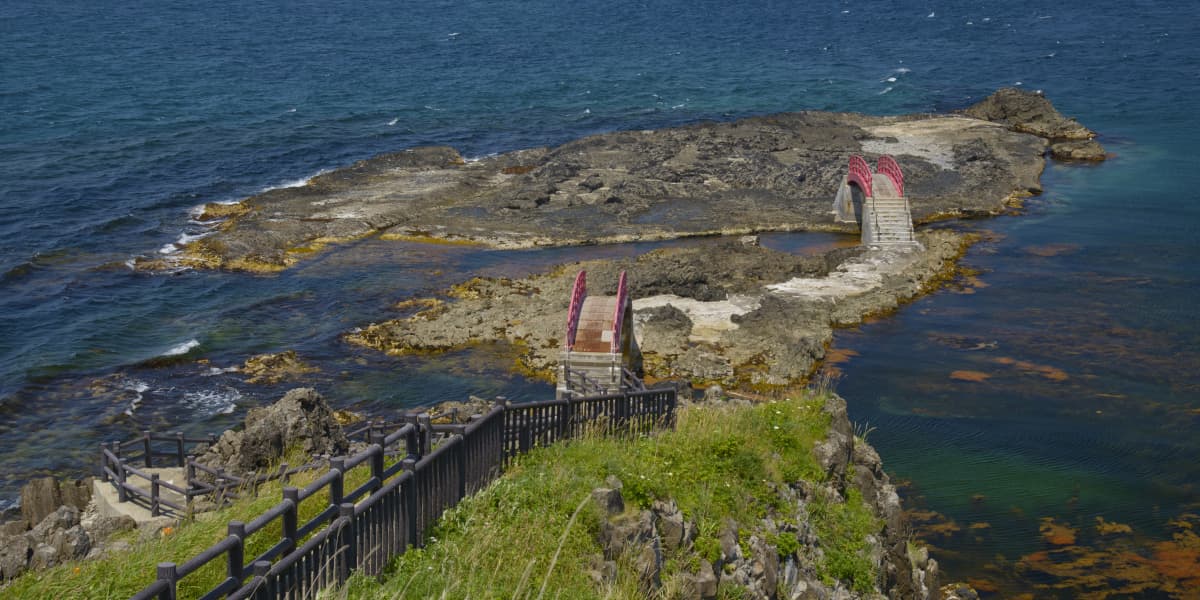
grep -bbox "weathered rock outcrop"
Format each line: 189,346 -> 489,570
963,87 -> 1106,161
1049,139 -> 1107,161
239,350 -> 320,385
0,478 -> 137,581
18,476 -> 92,529
145,90 -> 1074,272
194,388 -> 348,477
349,229 -> 971,388
588,394 -> 940,600
962,87 -> 1095,141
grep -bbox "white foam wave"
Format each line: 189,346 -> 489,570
927,11 -> 935,18
894,67 -> 912,74
463,152 -> 499,163
122,378 -> 151,416
183,388 -> 240,416
878,86 -> 894,95
387,117 -> 398,126
261,170 -> 329,193
163,339 -> 200,357
159,230 -> 213,255
187,200 -> 240,222
204,365 -> 240,376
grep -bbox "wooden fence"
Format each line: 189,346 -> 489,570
127,387 -> 677,600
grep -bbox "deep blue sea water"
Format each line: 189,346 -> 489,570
3,0 -> 1198,595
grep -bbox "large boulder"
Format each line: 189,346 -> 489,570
19,477 -> 92,527
963,88 -> 1096,140
196,388 -> 349,476
0,533 -> 31,580
1050,139 -> 1107,161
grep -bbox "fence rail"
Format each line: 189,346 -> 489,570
126,387 -> 676,600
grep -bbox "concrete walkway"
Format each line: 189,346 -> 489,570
92,467 -> 187,524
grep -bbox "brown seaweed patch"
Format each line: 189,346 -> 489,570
824,347 -> 859,365
1015,514 -> 1200,598
1024,243 -> 1080,257
501,165 -> 537,175
992,356 -> 1069,381
950,370 -> 992,382
394,297 -> 447,319
197,201 -> 251,221
240,350 -> 320,385
1095,517 -> 1133,535
908,508 -> 963,540
1040,517 -> 1078,545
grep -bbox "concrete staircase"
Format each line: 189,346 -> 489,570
864,196 -> 916,245
862,172 -> 917,246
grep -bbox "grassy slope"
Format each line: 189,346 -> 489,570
5,394 -> 881,599
346,393 -> 881,599
3,453 -> 384,599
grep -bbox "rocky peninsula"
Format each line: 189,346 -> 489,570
148,88 -> 1100,273
348,229 -> 973,388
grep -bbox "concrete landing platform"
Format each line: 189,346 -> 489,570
92,467 -> 186,524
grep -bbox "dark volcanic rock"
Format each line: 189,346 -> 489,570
19,476 -> 92,527
963,87 -> 1095,140
159,93 -> 1069,272
1051,139 -> 1107,161
195,388 -> 348,476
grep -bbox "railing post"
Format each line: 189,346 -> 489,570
338,503 -> 357,582
99,443 -> 109,482
455,436 -> 467,501
371,445 -> 384,491
519,411 -> 531,454
623,393 -> 633,434
150,473 -> 161,516
252,560 -> 272,597
143,430 -> 153,468
402,458 -> 418,548
228,521 -> 246,584
174,431 -> 185,466
330,458 -> 345,507
283,487 -> 299,554
404,424 -> 420,460
157,562 -> 179,600
558,400 -> 570,440
418,413 -> 432,455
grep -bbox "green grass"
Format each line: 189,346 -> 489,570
5,393 -> 884,599
3,451 -> 389,600
341,393 -> 880,599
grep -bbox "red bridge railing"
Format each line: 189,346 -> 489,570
847,155 -> 874,198
565,271 -> 586,350
610,271 -> 628,353
876,155 -> 904,197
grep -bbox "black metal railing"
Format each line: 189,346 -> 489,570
127,387 -> 676,600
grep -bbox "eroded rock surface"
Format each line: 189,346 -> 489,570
151,89 -> 1075,272
349,230 -> 970,388
588,395 -> 940,600
194,388 -> 348,476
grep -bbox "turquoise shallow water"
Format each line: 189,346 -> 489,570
3,0 -> 1199,594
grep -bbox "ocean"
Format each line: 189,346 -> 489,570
2,0 -> 1198,595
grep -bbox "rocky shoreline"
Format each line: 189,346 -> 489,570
140,88 -> 1100,273
349,229 -> 974,389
